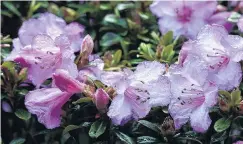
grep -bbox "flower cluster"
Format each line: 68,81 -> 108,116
4,5 -> 243,134
150,1 -> 233,39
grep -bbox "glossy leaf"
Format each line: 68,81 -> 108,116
214,118 -> 231,132
115,131 -> 135,144
138,120 -> 160,133
63,125 -> 80,135
89,120 -> 107,138
9,138 -> 25,144
100,32 -> 122,47
15,109 -> 31,121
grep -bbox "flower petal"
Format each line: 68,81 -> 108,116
25,88 -> 72,129
107,94 -> 132,125
53,69 -> 85,93
133,61 -> 166,83
190,105 -> 211,133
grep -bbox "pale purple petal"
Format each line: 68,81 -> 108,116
208,61 -> 242,91
238,17 -> 243,32
224,35 -> 243,62
94,88 -> 109,111
208,12 -> 233,31
25,88 -> 72,129
5,38 -> 24,61
53,69 -> 85,93
190,105 -> 211,132
132,61 -> 166,83
107,94 -> 132,125
100,71 -> 131,94
65,22 -> 84,52
145,76 -> 171,107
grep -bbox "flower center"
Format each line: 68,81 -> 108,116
175,6 -> 193,23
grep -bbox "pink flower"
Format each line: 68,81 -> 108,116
168,56 -> 218,132
150,1 -> 231,39
25,69 -> 86,129
179,24 -> 243,90
6,34 -> 78,87
101,61 -> 171,125
234,141 -> 243,144
16,13 -> 84,52
93,88 -> 110,112
25,88 -> 72,129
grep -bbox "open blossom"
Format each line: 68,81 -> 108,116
169,56 -> 218,132
17,12 -> 84,52
25,69 -> 86,129
179,24 -> 243,90
6,34 -> 78,87
150,1 -> 232,39
101,61 -> 171,125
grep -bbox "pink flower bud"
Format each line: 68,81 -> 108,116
81,35 -> 94,56
94,88 -> 109,112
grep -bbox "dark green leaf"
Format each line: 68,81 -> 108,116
10,138 -> 25,144
15,109 -> 31,120
138,120 -> 160,133
63,125 -> 80,135
137,136 -> 159,144
116,3 -> 135,11
214,118 -> 231,132
115,131 -> 135,144
89,120 -> 107,138
103,14 -> 127,28
210,131 -> 227,143
3,2 -> 22,17
100,32 -> 122,47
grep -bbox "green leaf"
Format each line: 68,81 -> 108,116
218,90 -> 231,100
116,3 -> 135,11
210,131 -> 227,143
63,125 -> 80,135
161,44 -> 175,62
161,31 -> 173,46
2,61 -> 16,76
115,131 -> 135,144
100,32 -> 122,47
227,12 -> 241,23
99,4 -> 112,10
103,14 -> 127,28
10,138 -> 25,144
138,120 -> 160,133
231,89 -> 241,106
137,136 -> 159,144
3,2 -> 22,17
112,50 -> 122,65
214,118 -> 231,132
89,120 -> 107,138
72,97 -> 92,105
15,109 -> 31,121
94,80 -> 105,89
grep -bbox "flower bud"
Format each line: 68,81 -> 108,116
81,35 -> 94,56
2,101 -> 12,113
93,88 -> 109,113
236,100 -> 243,114
160,116 -> 175,136
219,97 -> 231,112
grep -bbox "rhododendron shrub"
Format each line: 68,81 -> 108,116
1,1 -> 243,144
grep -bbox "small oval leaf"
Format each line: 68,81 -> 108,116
214,118 -> 231,132
15,109 -> 31,121
89,120 -> 107,138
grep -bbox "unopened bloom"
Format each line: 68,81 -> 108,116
25,69 -> 86,129
101,61 -> 171,125
6,34 -> 78,87
93,88 -> 110,112
179,24 -> 243,90
150,1 -> 231,39
169,56 -> 218,132
17,13 -> 84,52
